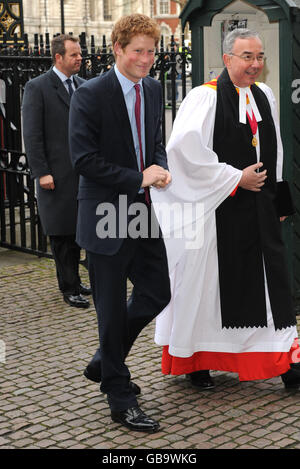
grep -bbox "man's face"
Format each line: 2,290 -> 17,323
55,40 -> 82,77
223,37 -> 265,88
114,34 -> 156,83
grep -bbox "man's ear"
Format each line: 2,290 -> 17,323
55,53 -> 62,65
223,53 -> 230,69
114,42 -> 123,57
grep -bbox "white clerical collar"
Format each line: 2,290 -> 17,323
235,85 -> 262,125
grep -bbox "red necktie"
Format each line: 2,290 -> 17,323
134,84 -> 150,204
246,109 -> 258,136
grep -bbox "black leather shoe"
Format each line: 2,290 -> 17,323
186,370 -> 215,389
83,366 -> 141,395
63,293 -> 90,308
83,365 -> 101,383
79,283 -> 92,295
111,406 -> 160,433
281,364 -> 300,389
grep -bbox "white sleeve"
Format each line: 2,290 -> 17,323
150,86 -> 242,271
152,85 -> 242,216
258,83 -> 283,182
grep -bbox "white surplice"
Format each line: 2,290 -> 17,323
151,82 -> 297,358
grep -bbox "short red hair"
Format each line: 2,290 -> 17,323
111,14 -> 161,50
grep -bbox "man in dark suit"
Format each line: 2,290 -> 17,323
22,34 -> 91,308
69,14 -> 171,433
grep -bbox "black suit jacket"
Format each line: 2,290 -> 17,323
22,69 -> 85,235
69,68 -> 168,255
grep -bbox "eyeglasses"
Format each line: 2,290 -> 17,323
229,53 -> 266,63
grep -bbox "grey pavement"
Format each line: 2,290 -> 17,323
1,247 -> 300,450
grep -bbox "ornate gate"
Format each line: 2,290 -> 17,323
0,0 -> 24,42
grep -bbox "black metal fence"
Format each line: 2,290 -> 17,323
0,31 -> 192,257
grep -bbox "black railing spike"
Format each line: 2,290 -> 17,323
45,33 -> 51,57
40,35 -> 44,56
34,33 -> 39,56
160,36 -> 164,52
23,34 -> 29,56
12,33 -> 19,55
2,31 -> 8,53
91,35 -> 95,54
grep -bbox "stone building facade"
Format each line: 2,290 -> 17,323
22,0 -> 153,46
0,1 -> 184,48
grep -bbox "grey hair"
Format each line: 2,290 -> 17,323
223,28 -> 261,55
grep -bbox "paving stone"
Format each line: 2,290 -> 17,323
1,256 -> 300,449
0,437 -> 10,446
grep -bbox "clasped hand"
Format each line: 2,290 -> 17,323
239,162 -> 267,192
142,164 -> 172,189
39,174 -> 55,190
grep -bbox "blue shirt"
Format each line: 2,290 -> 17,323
53,66 -> 75,94
114,65 -> 146,172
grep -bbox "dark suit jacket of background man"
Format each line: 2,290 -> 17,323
22,68 -> 85,236
69,67 -> 169,255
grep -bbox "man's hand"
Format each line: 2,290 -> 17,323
141,165 -> 171,189
152,170 -> 172,189
39,174 -> 55,190
239,162 -> 267,192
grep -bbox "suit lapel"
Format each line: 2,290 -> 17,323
107,69 -> 138,169
48,68 -> 70,108
73,75 -> 83,89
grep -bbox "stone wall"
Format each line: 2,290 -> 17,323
22,0 -> 151,47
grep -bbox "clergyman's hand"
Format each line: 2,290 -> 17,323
239,162 -> 267,192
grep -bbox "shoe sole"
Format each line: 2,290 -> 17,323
284,383 -> 300,390
111,415 -> 160,433
191,383 -> 215,390
187,377 -> 215,390
63,300 -> 90,308
83,369 -> 100,383
80,290 -> 92,296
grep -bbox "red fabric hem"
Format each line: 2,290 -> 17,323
162,339 -> 300,381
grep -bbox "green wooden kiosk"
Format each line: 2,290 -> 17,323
180,0 -> 300,310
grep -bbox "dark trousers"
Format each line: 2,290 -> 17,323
87,231 -> 171,412
49,234 -> 81,295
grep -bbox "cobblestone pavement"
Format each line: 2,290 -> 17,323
1,251 -> 300,450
